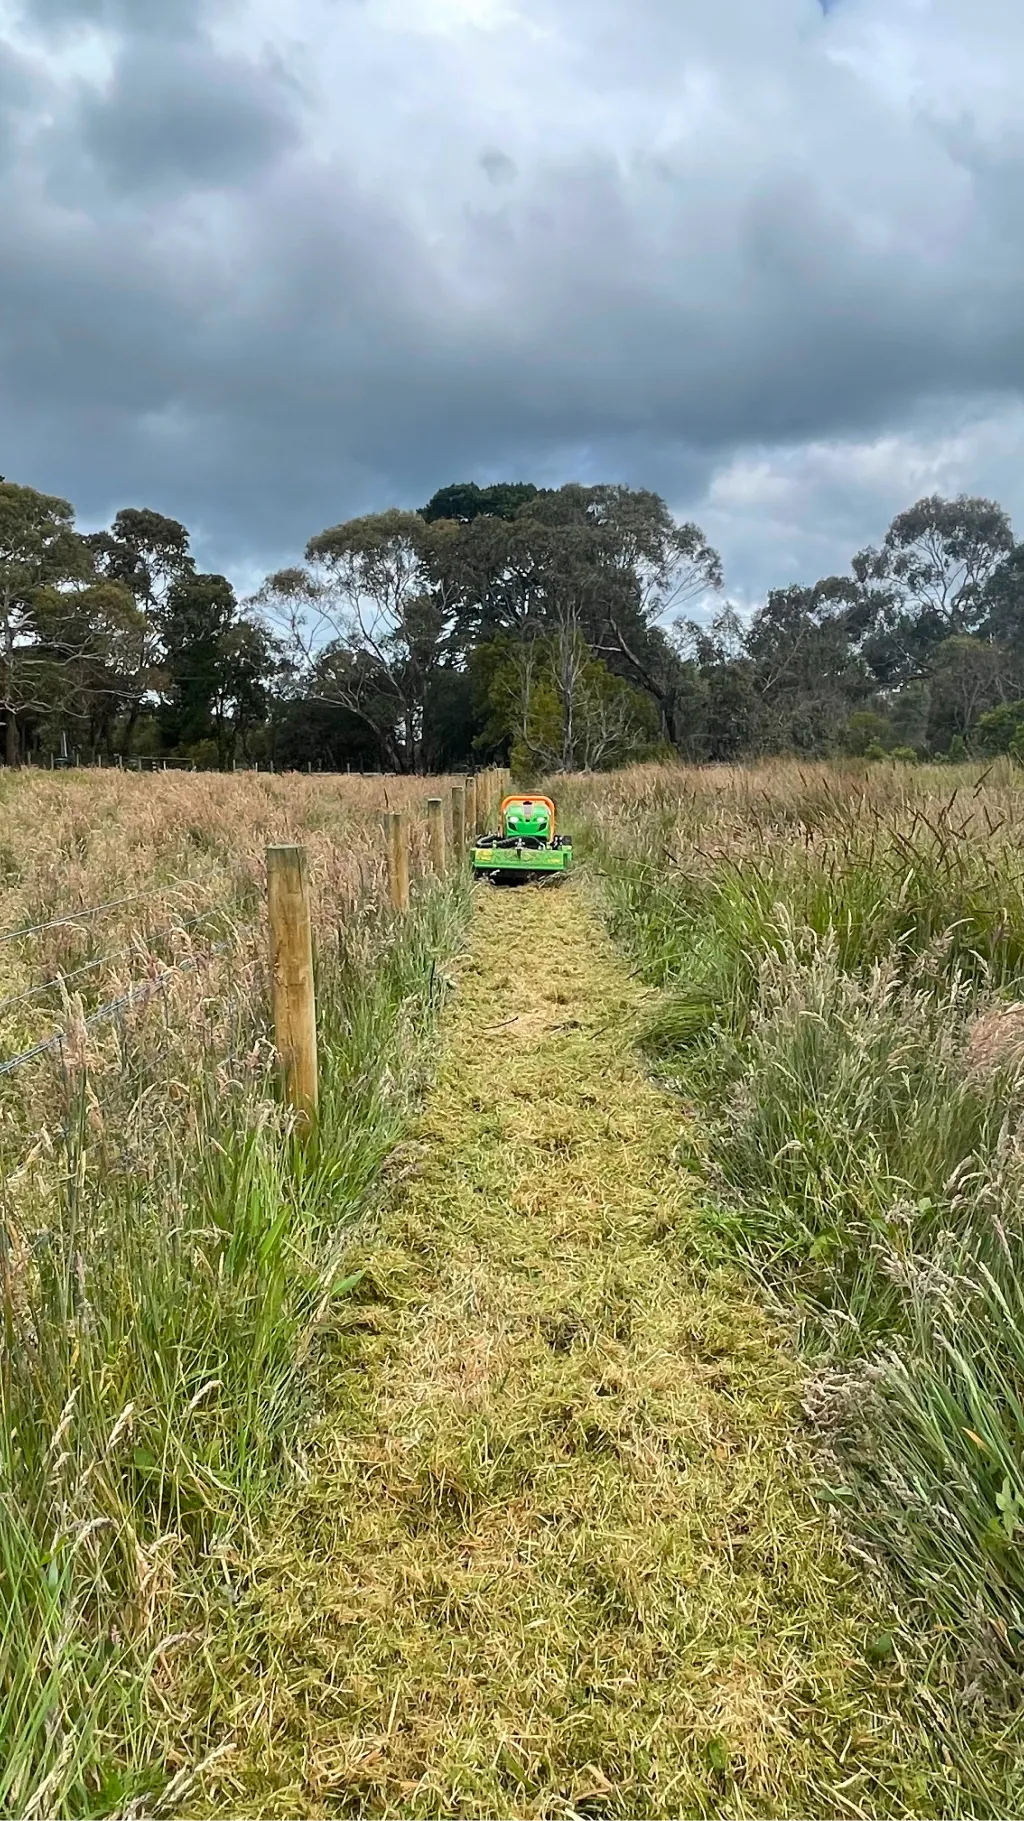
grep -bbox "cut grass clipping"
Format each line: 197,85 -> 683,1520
180,883 -> 944,1820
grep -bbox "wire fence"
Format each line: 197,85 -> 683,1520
19,754 -> 470,777
0,909 -> 223,1017
0,883 -> 213,947
0,939 -> 241,1079
0,867 -> 256,1089
0,768 -> 508,1118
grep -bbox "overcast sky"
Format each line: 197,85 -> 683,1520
3,0 -> 1024,607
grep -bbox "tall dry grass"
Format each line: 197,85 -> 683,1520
0,767 -> 457,1035
567,759 -> 1024,1745
0,767 -> 472,1817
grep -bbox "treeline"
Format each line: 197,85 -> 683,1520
5,474 -> 1024,771
0,489 -> 273,770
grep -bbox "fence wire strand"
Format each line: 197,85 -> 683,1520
0,882 -> 213,948
0,936 -> 246,1079
0,910 -> 231,1018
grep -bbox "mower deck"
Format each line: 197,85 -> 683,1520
472,841 -> 572,877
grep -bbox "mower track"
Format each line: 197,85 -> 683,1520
194,883 -> 936,1818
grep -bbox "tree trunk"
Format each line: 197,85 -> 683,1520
607,618 -> 674,727
121,699 -> 140,758
5,710 -> 18,767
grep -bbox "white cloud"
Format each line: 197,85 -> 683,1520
688,401 -> 1024,609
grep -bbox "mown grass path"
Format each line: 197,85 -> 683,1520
194,883 -> 937,1819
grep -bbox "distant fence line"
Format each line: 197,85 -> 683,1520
10,753 -> 480,777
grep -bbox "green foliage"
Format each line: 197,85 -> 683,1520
419,480 -> 538,523
855,493 -> 1015,692
478,628 -> 658,776
0,480 -> 89,599
422,665 -> 480,770
927,635 -> 1004,748
976,698 -> 1024,758
0,481 -> 94,760
260,510 -> 463,774
744,579 -> 872,753
160,573 -> 275,764
87,508 -> 193,603
11,469 -> 1024,773
841,709 -> 892,755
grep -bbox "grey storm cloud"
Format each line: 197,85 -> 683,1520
78,42 -> 300,191
479,147 -> 518,186
3,0 -> 1024,599
18,0 -> 203,35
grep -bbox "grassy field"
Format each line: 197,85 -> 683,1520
0,769 -> 468,1817
562,758 -> 1024,1801
8,758 -> 1024,1816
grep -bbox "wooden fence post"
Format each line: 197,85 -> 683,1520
427,797 -> 446,875
387,810 -> 411,911
451,785 -> 465,858
465,775 -> 477,845
266,844 -> 318,1135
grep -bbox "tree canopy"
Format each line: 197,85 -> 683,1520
5,473 -> 1024,772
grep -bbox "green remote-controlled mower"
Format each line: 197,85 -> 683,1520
472,794 -> 573,881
